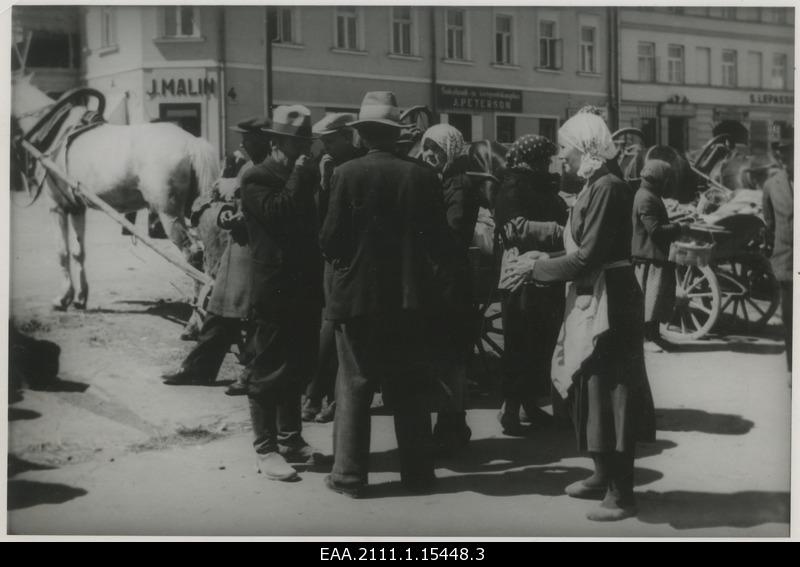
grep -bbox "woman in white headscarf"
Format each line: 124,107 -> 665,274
503,112 -> 655,522
420,124 -> 479,455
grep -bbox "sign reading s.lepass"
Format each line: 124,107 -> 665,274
437,85 -> 523,113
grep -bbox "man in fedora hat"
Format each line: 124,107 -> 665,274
301,113 -> 366,424
320,91 -> 451,496
162,116 -> 272,392
239,105 -> 325,481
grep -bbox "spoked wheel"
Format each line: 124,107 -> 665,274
475,302 -> 504,359
715,255 -> 780,332
661,263 -> 721,341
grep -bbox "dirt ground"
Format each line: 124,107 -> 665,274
4,193 -> 795,539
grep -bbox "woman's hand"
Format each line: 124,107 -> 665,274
500,250 -> 550,291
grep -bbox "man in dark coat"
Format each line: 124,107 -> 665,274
161,117 -> 271,389
240,105 -> 324,481
320,91 -> 449,497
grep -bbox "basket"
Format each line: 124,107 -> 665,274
669,240 -> 715,267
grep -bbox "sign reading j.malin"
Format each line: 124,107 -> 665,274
437,85 -> 523,113
147,77 -> 216,97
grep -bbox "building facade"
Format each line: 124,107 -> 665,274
78,5 -> 614,157
619,6 -> 794,153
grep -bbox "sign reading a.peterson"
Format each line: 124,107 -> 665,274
437,85 -> 523,113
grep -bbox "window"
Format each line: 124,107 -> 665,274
667,44 -> 684,84
336,6 -> 359,50
101,7 -> 117,48
538,20 -> 561,70
637,42 -> 655,82
772,53 -> 787,90
447,113 -> 472,141
163,7 -> 199,38
268,7 -> 295,44
722,49 -> 737,87
446,9 -> 466,60
761,8 -> 789,24
737,8 -> 760,21
747,51 -> 763,88
721,8 -> 737,20
495,15 -> 513,65
684,7 -> 709,17
695,47 -> 711,85
539,118 -> 557,144
14,30 -> 79,69
579,26 -> 597,73
392,7 -> 413,55
496,116 -> 515,143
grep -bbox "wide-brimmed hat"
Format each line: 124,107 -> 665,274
261,105 -> 316,139
230,116 -> 272,134
313,113 -> 357,136
348,91 -> 404,129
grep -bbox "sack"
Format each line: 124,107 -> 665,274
497,246 -> 519,290
472,207 -> 495,255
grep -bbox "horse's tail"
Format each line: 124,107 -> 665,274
186,135 -> 220,204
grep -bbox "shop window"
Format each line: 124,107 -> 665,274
159,103 -> 201,137
695,47 -> 711,85
747,51 -> 762,88
392,7 -> 414,56
637,42 -> 655,82
772,53 -> 787,90
447,113 -> 472,142
335,6 -> 360,50
539,118 -> 557,143
445,9 -> 466,60
268,7 -> 296,44
722,49 -> 737,87
579,26 -> 596,73
538,19 -> 561,70
494,14 -> 513,65
641,118 -> 657,148
496,116 -> 515,144
163,6 -> 200,38
101,7 -> 117,48
667,44 -> 684,84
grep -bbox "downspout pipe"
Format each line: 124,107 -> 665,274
265,8 -> 274,117
217,7 -> 227,159
608,7 -> 620,131
430,7 -> 438,122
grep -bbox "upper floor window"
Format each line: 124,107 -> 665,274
579,25 -> 597,73
12,29 -> 80,70
392,7 -> 413,56
335,6 -> 359,50
721,7 -> 737,20
684,7 -> 709,17
445,9 -> 466,60
495,14 -> 513,65
538,19 -> 561,70
163,6 -> 200,38
667,44 -> 684,84
695,47 -> 711,85
772,53 -> 788,90
736,8 -> 760,21
747,51 -> 763,88
762,8 -> 789,24
637,42 -> 655,82
101,7 -> 117,48
268,7 -> 296,44
722,49 -> 738,87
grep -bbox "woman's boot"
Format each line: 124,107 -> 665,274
586,451 -> 637,521
565,452 -> 610,500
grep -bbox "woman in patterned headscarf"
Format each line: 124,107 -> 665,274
494,134 -> 569,436
420,124 -> 479,455
503,112 -> 655,522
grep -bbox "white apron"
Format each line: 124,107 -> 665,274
550,188 -> 629,398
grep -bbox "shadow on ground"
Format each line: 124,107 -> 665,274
9,407 -> 42,421
637,490 -> 790,531
7,480 -> 88,511
28,377 -> 90,393
87,299 -> 193,326
656,408 -> 754,435
8,455 -> 57,477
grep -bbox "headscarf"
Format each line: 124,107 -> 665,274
506,134 -> 557,173
558,112 -> 618,180
421,124 -> 466,170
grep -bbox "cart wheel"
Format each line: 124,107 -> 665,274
715,255 -> 780,332
476,302 -> 504,358
661,263 -> 721,341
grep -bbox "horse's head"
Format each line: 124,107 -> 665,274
465,140 -> 508,208
397,105 -> 433,158
12,72 -> 55,133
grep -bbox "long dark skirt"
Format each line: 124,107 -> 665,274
634,260 -> 675,324
566,267 -> 656,453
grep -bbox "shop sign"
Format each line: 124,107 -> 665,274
749,92 -> 794,106
147,77 -> 216,97
437,85 -> 522,113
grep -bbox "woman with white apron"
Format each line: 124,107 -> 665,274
503,112 -> 656,522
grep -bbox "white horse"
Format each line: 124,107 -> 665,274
11,74 -> 219,311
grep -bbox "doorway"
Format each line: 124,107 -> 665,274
667,117 -> 688,151
159,103 -> 202,137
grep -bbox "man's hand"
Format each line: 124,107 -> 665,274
215,177 -> 240,201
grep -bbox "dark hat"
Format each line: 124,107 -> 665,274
313,113 -> 357,136
230,116 -> 272,134
261,105 -> 316,140
640,159 -> 673,192
348,91 -> 404,129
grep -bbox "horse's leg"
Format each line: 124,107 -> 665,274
70,210 -> 89,309
51,206 -> 75,310
157,211 -> 205,340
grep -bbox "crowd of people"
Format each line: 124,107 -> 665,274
158,90 -> 792,522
